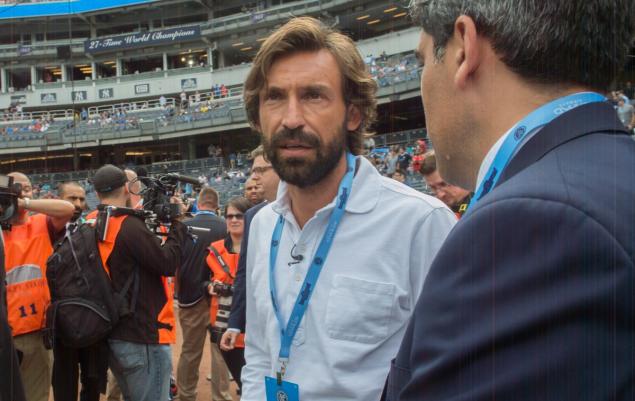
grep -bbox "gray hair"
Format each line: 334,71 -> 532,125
409,0 -> 634,91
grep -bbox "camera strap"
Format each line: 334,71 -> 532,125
208,245 -> 234,279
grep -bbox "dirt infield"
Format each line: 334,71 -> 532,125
170,305 -> 240,401
46,304 -> 239,401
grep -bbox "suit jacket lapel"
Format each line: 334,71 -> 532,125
498,102 -> 630,186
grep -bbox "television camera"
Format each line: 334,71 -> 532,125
0,175 -> 21,230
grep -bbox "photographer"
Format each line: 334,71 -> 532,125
92,165 -> 187,401
52,181 -> 109,401
3,172 -> 74,401
205,196 -> 251,395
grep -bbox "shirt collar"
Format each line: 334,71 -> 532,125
271,155 -> 380,218
196,210 -> 216,216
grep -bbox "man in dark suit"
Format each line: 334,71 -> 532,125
219,146 -> 280,351
176,186 -> 227,401
1,232 -> 26,401
388,1 -> 635,400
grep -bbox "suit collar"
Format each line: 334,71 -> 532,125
498,101 -> 629,186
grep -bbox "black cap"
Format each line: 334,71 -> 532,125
92,164 -> 128,193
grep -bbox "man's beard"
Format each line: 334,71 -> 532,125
263,125 -> 347,188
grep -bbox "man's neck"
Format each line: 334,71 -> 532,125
100,198 -> 128,208
288,153 -> 348,229
14,210 -> 29,225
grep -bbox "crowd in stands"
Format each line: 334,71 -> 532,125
365,51 -> 420,87
610,83 -> 635,134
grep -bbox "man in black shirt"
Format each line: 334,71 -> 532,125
92,164 -> 186,401
176,186 -> 227,401
220,146 -> 280,351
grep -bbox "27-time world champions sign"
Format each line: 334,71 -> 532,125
84,26 -> 201,54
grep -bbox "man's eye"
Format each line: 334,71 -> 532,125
304,92 -> 322,100
265,92 -> 282,101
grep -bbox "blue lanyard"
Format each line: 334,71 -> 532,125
269,152 -> 356,380
468,92 -> 606,211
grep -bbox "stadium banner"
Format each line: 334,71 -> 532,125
181,78 -> 197,90
41,93 -> 57,104
85,26 -> 201,54
10,94 -> 26,105
99,88 -> 114,99
72,91 -> 88,102
17,44 -> 32,56
135,83 -> 150,94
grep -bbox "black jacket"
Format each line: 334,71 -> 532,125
107,216 -> 186,344
0,238 -> 26,401
178,212 -> 226,306
227,201 -> 267,331
389,102 -> 635,400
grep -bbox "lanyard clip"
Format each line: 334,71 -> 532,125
276,359 -> 288,385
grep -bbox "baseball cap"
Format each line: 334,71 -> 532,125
92,164 -> 128,193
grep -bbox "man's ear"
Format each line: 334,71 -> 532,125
346,104 -> 362,132
453,15 -> 481,89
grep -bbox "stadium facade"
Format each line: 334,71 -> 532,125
0,0 -> 440,180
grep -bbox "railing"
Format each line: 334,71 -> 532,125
26,127 -> 433,203
0,63 -> 421,148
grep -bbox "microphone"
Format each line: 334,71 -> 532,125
288,244 -> 304,267
166,173 -> 203,186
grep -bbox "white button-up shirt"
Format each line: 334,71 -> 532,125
242,156 -> 456,401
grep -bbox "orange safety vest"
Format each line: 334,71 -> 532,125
157,223 -> 176,344
206,239 -> 244,348
87,210 -> 176,344
4,214 -> 53,336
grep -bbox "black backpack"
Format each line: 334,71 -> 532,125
44,220 -> 138,348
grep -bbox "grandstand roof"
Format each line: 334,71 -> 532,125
0,0 -> 161,20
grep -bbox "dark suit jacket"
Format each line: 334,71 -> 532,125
177,212 -> 226,306
0,237 -> 26,401
388,102 -> 635,400
227,201 -> 267,331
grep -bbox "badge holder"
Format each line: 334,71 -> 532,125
265,360 -> 299,401
265,377 -> 299,401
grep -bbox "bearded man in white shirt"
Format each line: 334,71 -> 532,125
240,16 -> 456,401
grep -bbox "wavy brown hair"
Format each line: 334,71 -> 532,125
244,16 -> 377,155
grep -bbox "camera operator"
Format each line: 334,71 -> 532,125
92,164 -> 187,401
0,177 -> 26,401
175,186 -> 227,401
3,172 -> 74,401
205,196 -> 251,395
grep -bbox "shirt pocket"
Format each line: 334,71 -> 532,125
325,275 -> 396,344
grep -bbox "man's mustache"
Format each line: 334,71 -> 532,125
271,127 -> 320,149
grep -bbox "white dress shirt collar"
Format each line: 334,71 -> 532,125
272,155 -> 381,218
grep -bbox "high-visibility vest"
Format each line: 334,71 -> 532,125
206,239 -> 244,348
4,214 -> 53,336
87,209 -> 176,344
158,276 -> 176,344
